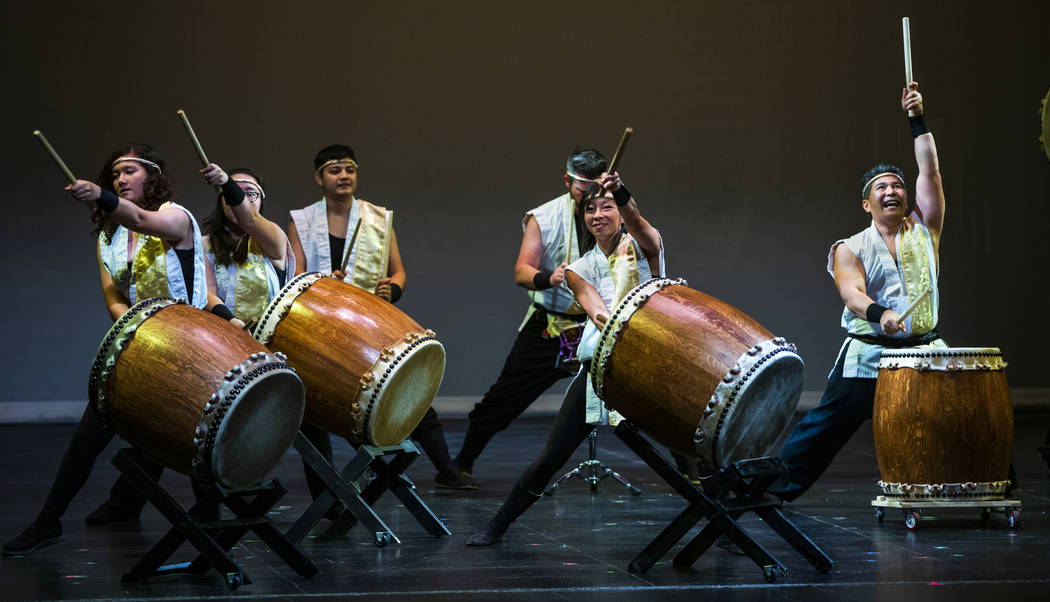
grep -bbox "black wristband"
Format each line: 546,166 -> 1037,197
211,304 -> 236,321
909,114 -> 930,139
220,177 -> 245,206
612,184 -> 632,207
533,270 -> 553,290
389,282 -> 402,304
866,303 -> 890,323
97,188 -> 120,214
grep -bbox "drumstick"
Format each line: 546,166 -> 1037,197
902,17 -> 916,117
606,127 -> 632,175
33,130 -> 76,184
338,217 -> 363,274
897,287 -> 931,322
176,109 -> 221,192
380,211 -> 393,279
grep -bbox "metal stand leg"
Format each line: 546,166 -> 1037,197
545,428 -> 641,496
112,449 -> 317,590
614,421 -> 832,582
286,432 -> 451,546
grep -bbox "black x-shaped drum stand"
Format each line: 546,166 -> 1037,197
112,448 -> 317,590
286,432 -> 451,546
614,421 -> 833,582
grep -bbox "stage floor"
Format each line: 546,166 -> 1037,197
1,410 -> 1048,601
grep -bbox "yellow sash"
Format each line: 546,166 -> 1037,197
897,224 -> 935,334
132,203 -> 174,299
608,234 -> 640,306
233,238 -> 270,322
345,199 -> 390,291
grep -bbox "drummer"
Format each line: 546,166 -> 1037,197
288,144 -> 475,497
4,145 -> 212,556
771,83 -> 948,501
199,164 -> 293,326
467,171 -> 662,546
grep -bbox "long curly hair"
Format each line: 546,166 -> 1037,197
202,168 -> 267,267
92,144 -> 176,243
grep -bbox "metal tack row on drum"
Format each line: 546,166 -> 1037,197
87,273 -> 448,491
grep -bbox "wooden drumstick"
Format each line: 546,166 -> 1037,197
897,287 -> 931,322
177,109 -> 222,192
380,212 -> 393,279
902,17 -> 916,117
33,130 -> 76,184
607,127 -> 633,175
338,217 -> 363,274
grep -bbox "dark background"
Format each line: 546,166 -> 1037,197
2,0 -> 1048,403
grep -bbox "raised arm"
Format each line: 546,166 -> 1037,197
201,164 -> 289,269
902,82 -> 945,250
515,215 -> 568,290
832,243 -> 903,335
598,172 -> 661,261
69,181 -> 193,248
565,269 -> 610,330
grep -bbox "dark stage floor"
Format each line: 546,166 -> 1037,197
1,410 -> 1049,601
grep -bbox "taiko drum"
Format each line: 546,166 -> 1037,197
873,347 -> 1013,500
254,273 -> 446,446
89,298 -> 305,489
591,278 -> 805,472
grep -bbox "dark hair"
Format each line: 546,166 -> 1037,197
203,168 -> 266,266
575,183 -> 628,255
93,144 -> 175,242
861,164 -> 906,199
314,144 -> 357,171
566,146 -> 607,180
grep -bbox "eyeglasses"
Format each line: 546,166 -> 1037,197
243,190 -> 261,200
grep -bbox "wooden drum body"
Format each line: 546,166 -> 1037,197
254,273 -> 446,446
873,348 -> 1012,500
89,298 -> 305,489
591,278 -> 805,472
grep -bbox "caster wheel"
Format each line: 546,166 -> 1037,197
980,507 -> 991,523
904,510 -> 920,531
375,532 -> 392,547
763,565 -> 778,583
225,572 -> 243,590
1007,509 -> 1021,530
875,507 -> 885,522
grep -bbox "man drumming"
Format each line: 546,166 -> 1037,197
288,144 -> 473,492
773,82 -> 947,501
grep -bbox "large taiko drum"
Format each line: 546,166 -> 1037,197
254,273 -> 446,446
88,298 -> 305,489
873,348 -> 1013,500
590,278 -> 805,472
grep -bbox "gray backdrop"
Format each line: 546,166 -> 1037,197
2,1 -> 1048,405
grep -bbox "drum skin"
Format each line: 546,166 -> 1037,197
255,274 -> 445,446
594,280 -> 804,471
873,349 -> 1013,500
90,300 -> 305,489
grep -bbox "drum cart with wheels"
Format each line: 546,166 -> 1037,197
872,496 -> 1022,531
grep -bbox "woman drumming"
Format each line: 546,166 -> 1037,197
3,144 -> 209,555
199,164 -> 293,327
467,171 -> 663,545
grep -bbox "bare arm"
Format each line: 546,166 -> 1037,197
68,180 -> 193,248
514,216 -> 568,289
832,243 -> 903,335
202,164 -> 289,268
374,228 -> 407,301
902,83 -> 945,250
287,218 -> 308,276
565,269 -> 609,329
97,245 -> 130,321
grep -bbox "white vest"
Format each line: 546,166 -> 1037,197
520,194 -> 583,327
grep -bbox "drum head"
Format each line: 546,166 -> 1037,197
369,340 -> 446,446
714,353 -> 804,468
212,371 -> 305,489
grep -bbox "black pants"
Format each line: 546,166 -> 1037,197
301,406 -> 454,499
776,343 -> 876,501
456,309 -> 575,473
39,404 -> 162,523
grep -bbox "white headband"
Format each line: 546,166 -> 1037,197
231,177 -> 265,199
112,156 -> 161,173
566,170 -> 599,183
316,158 -> 358,172
863,171 -> 904,196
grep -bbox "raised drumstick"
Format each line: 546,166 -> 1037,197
33,130 -> 76,184
177,109 -> 222,192
902,17 -> 915,117
897,287 -> 931,323
607,127 -> 633,175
